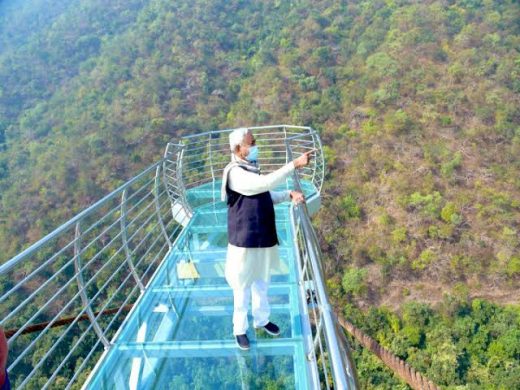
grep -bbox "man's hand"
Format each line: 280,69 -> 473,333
290,191 -> 305,204
293,149 -> 316,169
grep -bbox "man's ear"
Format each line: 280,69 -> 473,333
234,144 -> 241,155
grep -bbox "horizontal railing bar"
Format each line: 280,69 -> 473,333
3,193 -> 173,325
43,324 -> 100,389
92,239 -> 169,317
183,137 -> 304,151
179,125 -> 311,140
287,138 -> 316,144
63,245 -> 170,390
124,190 -> 170,230
19,267 -> 142,388
76,188 -> 169,263
3,198 -> 172,336
184,178 -> 213,187
163,179 -> 181,190
0,240 -> 75,305
4,180 -> 167,306
179,156 -> 291,169
8,218 -> 169,369
180,157 -> 308,171
80,176 -> 155,236
64,336 -> 103,390
87,221 -> 170,309
179,158 -> 289,170
181,142 -> 297,155
286,131 -> 318,140
178,160 -> 306,174
164,166 -> 180,176
0,158 -> 167,274
166,190 -> 182,199
163,160 -> 179,167
183,156 -> 289,166
163,182 -> 181,192
180,166 -> 301,184
65,281 -> 140,389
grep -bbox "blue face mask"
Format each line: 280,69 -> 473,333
247,145 -> 259,162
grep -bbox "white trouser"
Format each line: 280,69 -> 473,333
232,279 -> 270,335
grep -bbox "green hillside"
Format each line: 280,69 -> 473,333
0,0 -> 519,388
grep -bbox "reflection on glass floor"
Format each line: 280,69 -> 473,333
85,180 -> 318,389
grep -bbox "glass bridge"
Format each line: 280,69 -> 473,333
0,125 -> 358,389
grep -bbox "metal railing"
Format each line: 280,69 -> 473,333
0,149 -> 189,389
286,139 -> 359,389
168,125 -> 325,208
0,125 -> 353,389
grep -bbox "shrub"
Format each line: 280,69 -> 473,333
341,194 -> 361,219
412,248 -> 436,270
441,202 -> 462,224
392,227 -> 407,243
441,151 -> 463,177
408,191 -> 443,218
342,267 -> 368,297
506,256 -> 520,277
384,109 -> 413,134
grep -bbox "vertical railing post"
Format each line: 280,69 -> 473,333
311,128 -> 325,193
208,133 -> 215,183
283,125 -> 288,164
208,133 -> 218,215
74,221 -> 110,349
162,143 -> 177,204
120,189 -> 145,292
309,319 -> 323,360
155,165 -> 173,250
283,126 -> 290,192
177,143 -> 193,217
310,130 -> 318,186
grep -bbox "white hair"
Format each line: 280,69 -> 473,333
228,127 -> 250,152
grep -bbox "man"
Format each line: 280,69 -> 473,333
221,127 -> 312,350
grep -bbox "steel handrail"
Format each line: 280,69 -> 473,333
172,126 -> 324,211
286,139 -> 359,389
0,158 -> 167,273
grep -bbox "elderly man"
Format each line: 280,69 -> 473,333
221,127 -> 312,350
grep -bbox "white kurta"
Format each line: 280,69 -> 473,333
224,159 -> 295,290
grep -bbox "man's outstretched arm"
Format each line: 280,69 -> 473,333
228,162 -> 295,196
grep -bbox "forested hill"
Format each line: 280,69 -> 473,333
0,1 -> 519,386
2,0 -> 517,290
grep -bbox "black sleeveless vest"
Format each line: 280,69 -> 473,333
226,167 -> 279,248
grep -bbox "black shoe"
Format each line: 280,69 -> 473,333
235,334 -> 250,350
257,322 -> 280,336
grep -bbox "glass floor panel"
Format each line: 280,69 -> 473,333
85,179 -> 317,389
88,342 -> 308,390
117,287 -> 299,343
154,245 -> 296,287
